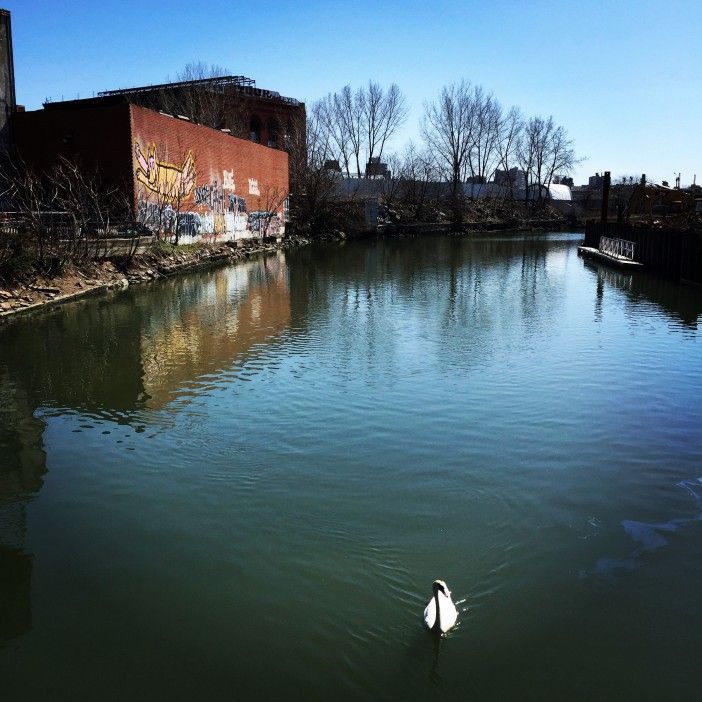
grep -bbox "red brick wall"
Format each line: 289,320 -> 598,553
130,105 -> 289,240
13,102 -> 289,241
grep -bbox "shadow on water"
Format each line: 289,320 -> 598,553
0,374 -> 46,645
582,258 -> 702,329
0,252 -> 290,645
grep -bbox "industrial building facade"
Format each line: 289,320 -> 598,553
14,101 -> 290,241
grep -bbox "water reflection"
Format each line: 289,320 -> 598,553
583,259 -> 702,329
285,235 -> 572,374
138,254 -> 290,408
0,233 -> 700,664
0,253 -> 291,421
0,253 -> 290,645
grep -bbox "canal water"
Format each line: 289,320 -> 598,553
1,233 -> 701,700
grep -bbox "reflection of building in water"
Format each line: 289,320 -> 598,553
0,371 -> 47,643
0,253 -> 290,642
140,254 -> 290,408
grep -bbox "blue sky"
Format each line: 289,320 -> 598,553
7,0 -> 702,185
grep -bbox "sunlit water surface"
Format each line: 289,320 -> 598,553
1,233 -> 701,700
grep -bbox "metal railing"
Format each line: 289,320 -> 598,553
599,236 -> 635,261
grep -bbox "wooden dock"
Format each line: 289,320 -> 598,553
577,246 -> 643,270
583,221 -> 702,283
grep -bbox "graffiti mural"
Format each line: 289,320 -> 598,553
228,194 -> 247,214
137,199 -> 176,231
194,181 -> 225,211
135,142 -> 196,202
133,137 -> 285,241
248,211 -> 283,237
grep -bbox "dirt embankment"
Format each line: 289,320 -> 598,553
0,237 -> 310,321
380,199 -> 578,233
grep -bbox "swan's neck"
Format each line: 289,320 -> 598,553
434,589 -> 442,631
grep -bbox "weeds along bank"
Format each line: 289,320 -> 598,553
0,237 -> 310,321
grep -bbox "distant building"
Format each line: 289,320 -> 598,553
553,175 -> 574,187
494,168 -> 526,191
323,159 -> 342,173
527,183 -> 572,202
588,173 -> 604,188
366,157 -> 391,179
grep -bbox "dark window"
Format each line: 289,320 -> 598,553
249,115 -> 261,143
267,117 -> 279,148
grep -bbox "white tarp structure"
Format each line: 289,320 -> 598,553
461,182 -> 572,201
547,184 -> 572,201
526,183 -> 572,201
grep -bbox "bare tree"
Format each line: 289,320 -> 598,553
51,157 -> 132,260
314,82 -> 408,178
0,160 -> 56,270
253,184 -> 288,238
288,104 -> 343,234
131,62 -> 250,136
336,85 -> 365,177
317,91 -> 357,177
422,80 -> 477,227
467,87 -> 502,195
517,116 -> 579,206
495,106 -> 523,198
362,81 -> 408,170
170,62 -> 231,129
0,157 -> 134,276
517,116 -> 542,206
543,123 -> 579,190
394,141 -> 437,221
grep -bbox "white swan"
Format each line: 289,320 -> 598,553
423,579 -> 458,633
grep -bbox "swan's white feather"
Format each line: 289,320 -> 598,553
423,583 -> 458,633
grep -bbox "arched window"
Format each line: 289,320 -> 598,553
267,117 -> 279,148
249,115 -> 261,143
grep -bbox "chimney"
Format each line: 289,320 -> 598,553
0,8 -> 16,155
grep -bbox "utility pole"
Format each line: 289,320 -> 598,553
601,171 -> 611,223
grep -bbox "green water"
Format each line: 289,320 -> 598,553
1,233 -> 701,701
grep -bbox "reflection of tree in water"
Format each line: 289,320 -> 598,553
285,236 -> 567,373
583,259 -> 702,330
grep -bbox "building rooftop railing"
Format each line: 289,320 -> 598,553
97,76 -> 302,106
98,75 -> 256,97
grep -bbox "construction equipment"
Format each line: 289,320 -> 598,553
625,178 -> 700,225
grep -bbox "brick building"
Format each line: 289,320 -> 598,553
47,74 -> 306,154
14,101 -> 290,241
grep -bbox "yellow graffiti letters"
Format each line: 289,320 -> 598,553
135,141 -> 196,202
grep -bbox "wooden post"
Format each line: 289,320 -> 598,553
601,171 -> 611,223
